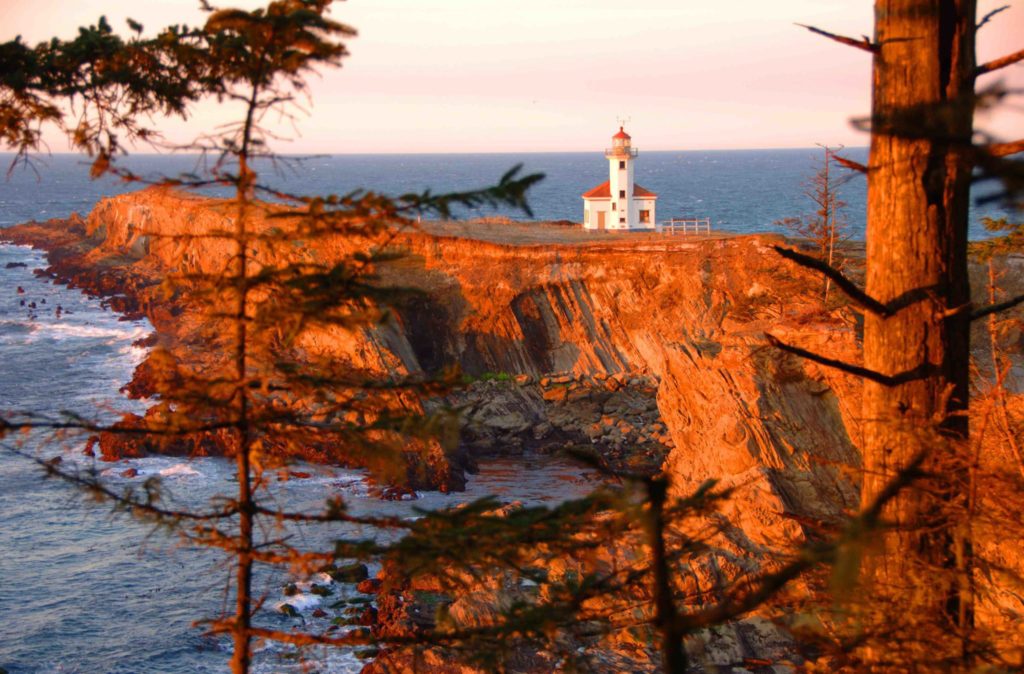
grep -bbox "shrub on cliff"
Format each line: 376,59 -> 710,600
773,144 -> 855,305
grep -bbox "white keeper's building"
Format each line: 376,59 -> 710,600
582,126 -> 657,231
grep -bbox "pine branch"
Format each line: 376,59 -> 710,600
679,451 -> 925,630
765,334 -> 936,386
986,139 -> 1024,158
1,443 -> 240,521
977,48 -> 1024,76
251,504 -> 411,529
0,415 -> 238,436
796,23 -> 878,53
970,293 -> 1024,321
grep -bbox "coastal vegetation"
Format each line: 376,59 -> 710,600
774,145 -> 854,304
0,1 -> 1022,673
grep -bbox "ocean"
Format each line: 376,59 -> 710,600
0,149 -> 1013,238
0,149 -> 1013,673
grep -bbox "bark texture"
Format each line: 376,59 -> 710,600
861,0 -> 976,659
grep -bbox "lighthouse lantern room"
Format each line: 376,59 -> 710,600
582,126 -> 657,231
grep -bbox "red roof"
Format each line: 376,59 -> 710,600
613,126 -> 631,140
581,181 -> 658,199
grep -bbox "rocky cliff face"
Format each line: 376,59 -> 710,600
11,188 -> 1023,670
381,226 -> 865,540
7,187 -> 866,522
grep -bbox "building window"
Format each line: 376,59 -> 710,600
619,190 -> 625,198
620,217 -> 626,223
611,202 -> 616,211
640,209 -> 650,223
619,161 -> 625,169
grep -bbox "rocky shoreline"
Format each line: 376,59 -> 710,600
1,187 -> 870,510
6,187 -> 1023,671
1,200 -> 687,489
1,189 -> 864,670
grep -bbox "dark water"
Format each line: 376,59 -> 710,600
0,149 -> 1012,672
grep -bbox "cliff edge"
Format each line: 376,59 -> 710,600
4,187 -> 866,535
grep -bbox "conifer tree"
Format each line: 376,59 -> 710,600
0,3 -> 544,670
6,2 -> 1021,672
774,144 -> 854,303
773,2 -> 1024,668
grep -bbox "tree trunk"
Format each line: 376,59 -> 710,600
861,0 -> 976,661
823,147 -> 834,302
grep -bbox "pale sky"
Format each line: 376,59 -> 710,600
4,0 -> 1023,153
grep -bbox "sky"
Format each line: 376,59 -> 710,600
4,0 -> 1023,153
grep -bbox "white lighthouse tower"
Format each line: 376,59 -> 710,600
582,126 -> 657,231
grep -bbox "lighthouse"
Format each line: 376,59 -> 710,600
582,126 -> 657,231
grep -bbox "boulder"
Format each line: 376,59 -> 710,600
329,562 -> 369,583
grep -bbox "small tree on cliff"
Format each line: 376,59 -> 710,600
774,144 -> 854,303
973,216 -> 1024,474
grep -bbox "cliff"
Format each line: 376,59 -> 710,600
7,188 -> 1023,670
397,225 -> 863,523
5,187 -> 867,520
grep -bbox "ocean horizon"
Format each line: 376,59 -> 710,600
0,148 -> 1013,240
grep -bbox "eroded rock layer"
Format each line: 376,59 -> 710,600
5,187 -> 866,513
9,188 -> 1024,670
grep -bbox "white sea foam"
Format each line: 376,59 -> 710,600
274,592 -> 322,612
36,322 -> 148,342
250,642 -> 364,674
118,342 -> 149,358
158,463 -> 201,478
0,243 -> 41,260
329,473 -> 371,498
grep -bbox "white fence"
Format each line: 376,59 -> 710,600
658,217 -> 711,235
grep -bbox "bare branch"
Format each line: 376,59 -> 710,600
765,334 -> 936,386
796,23 -> 877,53
971,293 -> 1024,321
977,48 -> 1024,76
985,139 -> 1024,158
832,154 -> 868,174
773,245 -> 942,317
772,245 -> 890,315
977,5 -> 1010,30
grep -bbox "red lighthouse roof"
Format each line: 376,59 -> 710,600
612,126 -> 631,140
581,181 -> 658,199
